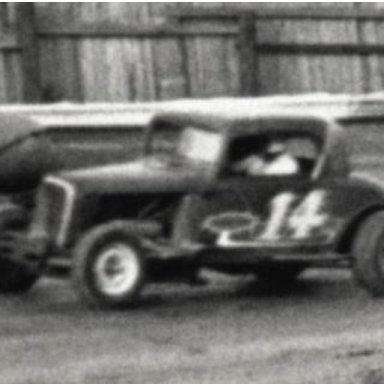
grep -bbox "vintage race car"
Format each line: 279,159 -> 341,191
5,109 -> 384,308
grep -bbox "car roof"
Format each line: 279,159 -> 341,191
151,109 -> 341,140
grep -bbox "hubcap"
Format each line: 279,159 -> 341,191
95,243 -> 140,296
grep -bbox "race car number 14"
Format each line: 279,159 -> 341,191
261,190 -> 327,240
203,190 -> 329,246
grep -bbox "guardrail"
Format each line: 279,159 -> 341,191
0,93 -> 383,129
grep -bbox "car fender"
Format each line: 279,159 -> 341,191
335,204 -> 384,255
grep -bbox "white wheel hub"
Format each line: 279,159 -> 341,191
94,243 -> 140,296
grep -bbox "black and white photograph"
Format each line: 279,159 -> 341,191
0,2 -> 384,383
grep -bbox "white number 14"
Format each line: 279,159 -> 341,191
260,190 -> 328,240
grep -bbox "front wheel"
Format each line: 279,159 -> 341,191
352,211 -> 384,296
72,222 -> 147,309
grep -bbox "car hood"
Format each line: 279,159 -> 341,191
48,157 -> 213,194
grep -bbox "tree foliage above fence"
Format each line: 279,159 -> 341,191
3,3 -> 384,103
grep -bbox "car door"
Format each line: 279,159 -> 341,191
172,130 -> 371,256
197,175 -> 337,251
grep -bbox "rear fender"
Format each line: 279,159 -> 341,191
335,205 -> 384,255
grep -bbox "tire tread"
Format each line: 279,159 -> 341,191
72,221 -> 149,309
352,211 -> 384,296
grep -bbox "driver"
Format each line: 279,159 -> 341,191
233,140 -> 299,176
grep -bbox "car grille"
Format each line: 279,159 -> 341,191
30,180 -> 71,247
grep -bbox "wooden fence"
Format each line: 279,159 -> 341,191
4,3 -> 384,103
0,4 -> 23,103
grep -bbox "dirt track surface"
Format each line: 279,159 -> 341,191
1,269 -> 384,384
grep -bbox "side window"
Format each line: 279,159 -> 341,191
224,135 -> 267,178
224,134 -> 320,179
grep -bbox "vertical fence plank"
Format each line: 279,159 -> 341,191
105,39 -> 129,101
238,14 -> 257,95
152,38 -> 187,99
16,3 -> 41,102
225,37 -> 241,95
79,39 -> 108,101
0,56 -> 7,103
3,52 -> 23,102
55,38 -> 82,101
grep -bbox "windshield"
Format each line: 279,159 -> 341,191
175,126 -> 224,163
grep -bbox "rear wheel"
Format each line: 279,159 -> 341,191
0,204 -> 40,293
352,211 -> 384,296
72,222 -> 148,309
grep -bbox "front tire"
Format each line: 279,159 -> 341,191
352,211 -> 384,296
72,222 -> 147,309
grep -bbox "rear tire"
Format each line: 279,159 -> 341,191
0,204 -> 40,293
72,221 -> 148,309
352,211 -> 384,296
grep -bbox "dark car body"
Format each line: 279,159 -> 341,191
20,111 -> 384,266
6,108 -> 384,308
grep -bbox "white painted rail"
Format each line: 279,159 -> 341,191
0,92 -> 383,129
